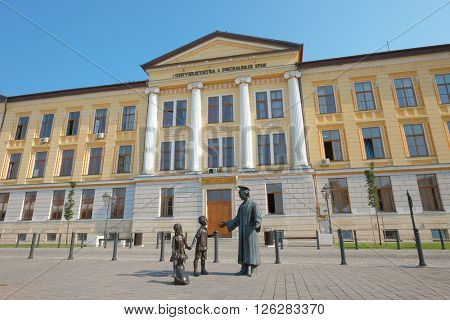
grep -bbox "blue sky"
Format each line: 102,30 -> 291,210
1,0 -> 449,96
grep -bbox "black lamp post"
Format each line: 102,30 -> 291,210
321,184 -> 332,234
102,192 -> 117,249
407,190 -> 426,267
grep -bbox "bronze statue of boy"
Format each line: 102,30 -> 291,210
170,223 -> 191,285
191,216 -> 209,277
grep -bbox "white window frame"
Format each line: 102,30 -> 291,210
257,132 -> 287,165
254,89 -> 284,119
206,94 -> 234,123
161,99 -> 189,127
207,136 -> 235,168
160,140 -> 186,171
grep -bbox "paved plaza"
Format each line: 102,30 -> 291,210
1,241 -> 450,300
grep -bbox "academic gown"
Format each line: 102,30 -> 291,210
226,199 -> 262,266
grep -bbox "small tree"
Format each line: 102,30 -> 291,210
364,162 -> 382,245
64,182 -> 76,245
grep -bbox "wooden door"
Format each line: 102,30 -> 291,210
207,189 -> 232,238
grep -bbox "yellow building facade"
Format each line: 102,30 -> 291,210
0,31 -> 448,245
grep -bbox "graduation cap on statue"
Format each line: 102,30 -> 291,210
236,186 -> 250,192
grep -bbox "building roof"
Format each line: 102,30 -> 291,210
7,80 -> 147,103
0,95 -> 7,103
141,30 -> 303,69
299,43 -> 450,69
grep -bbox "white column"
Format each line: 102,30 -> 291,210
187,81 -> 203,174
284,71 -> 309,168
235,76 -> 255,171
142,87 -> 160,175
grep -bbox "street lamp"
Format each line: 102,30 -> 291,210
102,192 -> 117,248
321,184 -> 333,234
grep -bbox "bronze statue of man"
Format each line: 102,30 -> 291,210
219,186 -> 262,277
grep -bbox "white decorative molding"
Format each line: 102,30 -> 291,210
235,76 -> 252,85
283,70 -> 302,80
144,87 -> 160,95
187,81 -> 204,90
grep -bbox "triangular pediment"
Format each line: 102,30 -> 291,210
141,31 -> 302,69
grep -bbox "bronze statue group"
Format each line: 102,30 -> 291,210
170,186 -> 262,285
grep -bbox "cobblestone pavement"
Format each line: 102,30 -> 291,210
1,242 -> 449,300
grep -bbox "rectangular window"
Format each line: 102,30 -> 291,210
22,191 -> 37,221
39,114 -> 54,138
160,142 -> 172,171
7,153 -> 21,179
222,95 -> 233,122
111,188 -> 126,219
431,229 -> 449,240
256,92 -> 268,119
355,81 -> 376,110
329,178 -> 351,213
435,73 -> 450,104
162,101 -> 174,127
77,233 -> 87,242
50,190 -> 65,220
317,85 -> 336,114
117,145 -> 132,173
394,78 -> 417,107
175,100 -> 187,126
80,189 -> 95,219
208,97 -> 219,123
0,193 -> 9,221
267,183 -> 283,214
255,90 -> 284,119
362,127 -> 385,159
322,130 -> 343,161
66,111 -> 80,136
59,149 -> 75,176
15,116 -> 29,140
270,90 -> 284,118
342,230 -> 354,241
32,152 -> 47,178
273,133 -> 287,164
121,106 -> 136,131
18,233 -> 27,241
163,100 -> 187,127
161,188 -> 174,217
47,233 -> 57,242
383,230 -> 398,241
174,141 -> 186,170
404,124 -> 428,157
222,137 -> 234,168
208,138 -> 220,168
88,147 -> 103,175
417,174 -> 443,211
93,109 -> 107,133
376,176 -> 395,212
257,134 -> 271,165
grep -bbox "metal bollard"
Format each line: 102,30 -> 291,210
214,231 -> 219,263
414,227 -> 426,266
316,230 -> 320,250
438,229 -> 445,250
112,233 -> 118,261
129,233 -> 133,249
36,233 -> 41,248
353,230 -> 359,250
57,233 -> 62,248
68,232 -> 75,260
15,234 -> 20,248
280,231 -> 284,250
159,232 -> 165,262
395,230 -> 401,250
274,230 -> 281,264
28,233 -> 37,259
156,231 -> 160,249
337,229 -> 347,265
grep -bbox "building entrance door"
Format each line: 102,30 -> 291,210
207,189 -> 232,238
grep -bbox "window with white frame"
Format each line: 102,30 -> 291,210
162,100 -> 187,127
255,90 -> 284,119
208,95 -> 233,123
160,141 -> 186,171
257,133 -> 287,165
435,73 -> 450,104
207,137 -> 235,168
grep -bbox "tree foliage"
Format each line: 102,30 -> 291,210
64,182 -> 76,221
364,162 -> 379,210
